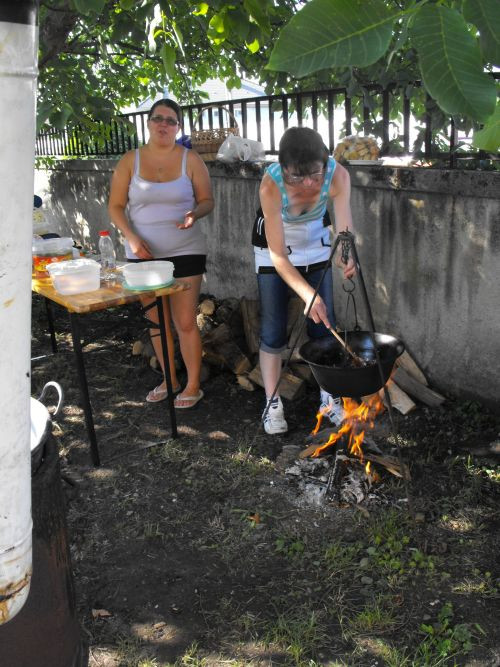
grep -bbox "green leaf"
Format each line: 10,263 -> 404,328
246,37 -> 260,54
267,0 -> 399,77
410,5 -> 496,122
472,103 -> 500,151
36,100 -> 54,131
209,13 -> 226,35
244,0 -> 271,35
160,43 -> 176,78
50,103 -> 74,130
72,0 -> 105,15
172,22 -> 184,52
119,0 -> 135,10
193,3 -> 209,17
463,0 -> 500,66
225,9 -> 251,42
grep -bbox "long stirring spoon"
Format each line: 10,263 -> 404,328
327,327 -> 365,366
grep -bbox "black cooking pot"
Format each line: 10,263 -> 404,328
299,331 -> 405,397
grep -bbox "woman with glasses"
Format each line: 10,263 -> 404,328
108,98 -> 214,408
255,126 -> 356,435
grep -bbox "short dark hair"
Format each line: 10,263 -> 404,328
148,98 -> 182,123
279,127 -> 329,174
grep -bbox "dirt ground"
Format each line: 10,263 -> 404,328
31,295 -> 500,667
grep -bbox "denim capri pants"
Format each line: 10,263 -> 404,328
257,262 -> 336,354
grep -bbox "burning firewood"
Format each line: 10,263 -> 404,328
299,395 -> 410,480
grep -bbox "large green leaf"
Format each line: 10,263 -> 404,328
463,0 -> 500,66
267,0 -> 399,77
472,103 -> 500,152
410,5 -> 496,122
160,43 -> 176,78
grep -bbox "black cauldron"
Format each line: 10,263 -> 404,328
299,331 -> 405,397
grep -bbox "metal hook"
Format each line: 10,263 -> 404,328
342,277 -> 356,294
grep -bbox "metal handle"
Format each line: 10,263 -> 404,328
192,105 -> 239,130
37,381 -> 64,417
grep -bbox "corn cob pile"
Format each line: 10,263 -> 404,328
333,135 -> 380,162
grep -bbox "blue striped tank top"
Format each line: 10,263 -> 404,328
266,156 -> 336,224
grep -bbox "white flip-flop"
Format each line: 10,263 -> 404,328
146,384 -> 181,403
174,389 -> 204,409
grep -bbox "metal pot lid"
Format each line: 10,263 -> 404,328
30,397 -> 50,452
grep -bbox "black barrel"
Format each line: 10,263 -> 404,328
0,434 -> 87,666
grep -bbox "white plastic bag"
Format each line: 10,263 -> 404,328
216,135 -> 265,163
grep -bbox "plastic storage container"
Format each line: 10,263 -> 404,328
122,260 -> 174,289
32,237 -> 74,278
47,259 -> 101,295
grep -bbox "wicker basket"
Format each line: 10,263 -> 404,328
190,105 -> 239,162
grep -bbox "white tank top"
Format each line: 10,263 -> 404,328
125,148 -> 207,259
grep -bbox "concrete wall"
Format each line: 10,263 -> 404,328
34,160 -> 500,408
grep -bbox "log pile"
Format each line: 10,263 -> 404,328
377,350 -> 446,415
130,293 -> 445,412
200,295 -> 311,399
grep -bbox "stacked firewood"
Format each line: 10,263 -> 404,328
131,294 -> 445,411
377,351 -> 445,414
200,295 -> 312,399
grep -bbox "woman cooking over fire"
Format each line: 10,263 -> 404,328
255,126 -> 356,435
108,98 -> 214,409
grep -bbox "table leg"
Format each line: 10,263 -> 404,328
69,313 -> 101,466
156,296 -> 178,439
44,297 -> 58,353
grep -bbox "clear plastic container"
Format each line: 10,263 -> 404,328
46,259 -> 101,295
122,260 -> 174,289
32,237 -> 74,277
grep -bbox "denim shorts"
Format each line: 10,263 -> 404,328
257,262 -> 336,354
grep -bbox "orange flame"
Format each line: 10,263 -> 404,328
311,393 -> 385,468
365,461 -> 381,483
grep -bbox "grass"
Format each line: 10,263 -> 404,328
73,433 -> 498,667
31,306 -> 498,667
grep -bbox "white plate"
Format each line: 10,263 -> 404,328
347,160 -> 382,165
123,279 -> 175,292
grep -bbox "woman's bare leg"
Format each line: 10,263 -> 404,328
169,274 -> 203,404
141,295 -> 179,392
259,349 -> 282,400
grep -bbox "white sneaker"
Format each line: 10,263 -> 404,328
319,391 -> 344,427
262,397 -> 288,435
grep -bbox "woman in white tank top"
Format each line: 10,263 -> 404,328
108,99 -> 214,408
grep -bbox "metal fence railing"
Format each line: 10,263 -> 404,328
36,77 -> 498,168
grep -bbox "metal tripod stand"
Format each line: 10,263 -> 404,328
259,230 -> 413,513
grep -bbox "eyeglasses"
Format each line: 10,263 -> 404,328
283,169 -> 325,185
149,115 -> 179,126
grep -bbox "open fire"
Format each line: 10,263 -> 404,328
282,394 -> 409,506
310,394 -> 385,462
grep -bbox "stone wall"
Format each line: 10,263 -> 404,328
34,160 -> 500,408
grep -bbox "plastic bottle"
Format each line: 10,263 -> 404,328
98,230 -> 116,280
